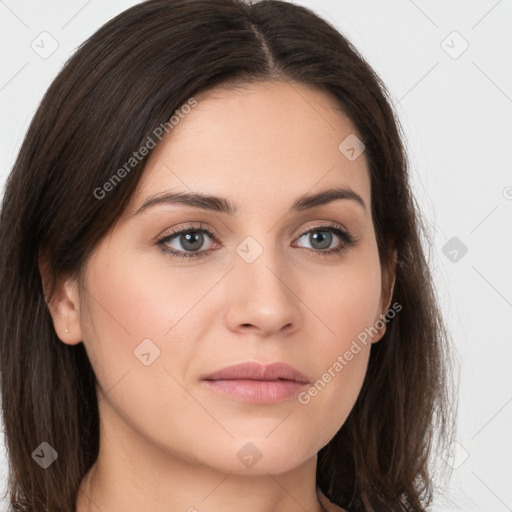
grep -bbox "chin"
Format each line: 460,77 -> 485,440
190,436 -> 316,476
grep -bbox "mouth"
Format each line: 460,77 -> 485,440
200,362 -> 309,404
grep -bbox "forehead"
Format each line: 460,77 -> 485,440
129,80 -> 371,216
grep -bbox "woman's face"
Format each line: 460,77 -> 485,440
60,80 -> 393,475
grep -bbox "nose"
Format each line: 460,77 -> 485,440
223,241 -> 302,338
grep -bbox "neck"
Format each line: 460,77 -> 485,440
77,460 -> 327,512
75,410 -> 326,512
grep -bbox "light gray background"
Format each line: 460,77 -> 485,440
1,1 -> 511,510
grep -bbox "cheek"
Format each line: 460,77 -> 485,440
77,250 -> 216,458
80,246 -> 215,346
302,243 -> 383,349
77,246 -> 208,398
294,245 -> 381,434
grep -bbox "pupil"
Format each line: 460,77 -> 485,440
182,231 -> 203,251
178,230 -> 333,252
311,231 -> 331,250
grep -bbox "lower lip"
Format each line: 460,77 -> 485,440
202,379 -> 308,404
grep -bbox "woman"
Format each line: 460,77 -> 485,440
0,0 -> 456,510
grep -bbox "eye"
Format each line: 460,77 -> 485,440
156,222 -> 356,260
156,222 -> 217,260
293,223 -> 356,256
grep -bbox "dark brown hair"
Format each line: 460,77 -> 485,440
0,0 -> 457,510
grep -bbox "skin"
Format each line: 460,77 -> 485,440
44,80 -> 395,512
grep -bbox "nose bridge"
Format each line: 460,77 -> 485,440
226,231 -> 300,334
236,232 -> 289,293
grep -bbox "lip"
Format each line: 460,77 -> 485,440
200,362 -> 309,404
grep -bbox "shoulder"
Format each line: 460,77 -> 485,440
317,487 -> 348,512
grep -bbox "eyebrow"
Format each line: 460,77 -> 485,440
133,186 -> 366,216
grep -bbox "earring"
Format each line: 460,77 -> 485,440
65,328 -> 69,333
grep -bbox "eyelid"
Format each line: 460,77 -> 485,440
155,221 -> 219,244
156,220 -> 348,241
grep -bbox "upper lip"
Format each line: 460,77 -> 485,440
201,362 -> 309,384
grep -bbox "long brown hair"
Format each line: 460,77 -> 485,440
0,0 -> 457,510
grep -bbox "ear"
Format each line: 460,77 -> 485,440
39,252 -> 83,345
371,247 -> 397,344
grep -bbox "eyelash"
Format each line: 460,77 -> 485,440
156,221 -> 356,261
